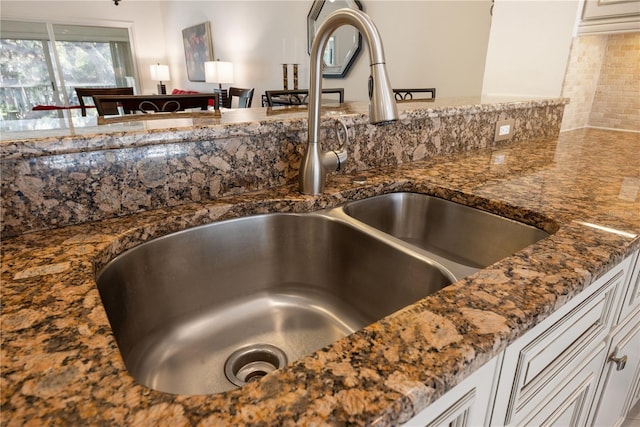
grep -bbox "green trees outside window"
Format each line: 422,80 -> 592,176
0,20 -> 135,120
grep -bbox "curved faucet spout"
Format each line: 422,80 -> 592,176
299,8 -> 398,195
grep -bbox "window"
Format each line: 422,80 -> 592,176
324,36 -> 336,66
0,20 -> 136,120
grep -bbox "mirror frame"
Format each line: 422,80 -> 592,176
307,0 -> 363,79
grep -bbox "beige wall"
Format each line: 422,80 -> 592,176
482,0 -> 581,98
561,32 -> 640,131
161,1 -> 492,103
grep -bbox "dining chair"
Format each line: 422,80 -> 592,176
92,94 -> 217,116
228,87 -> 255,108
264,88 -> 344,107
75,87 -> 134,116
393,88 -> 436,102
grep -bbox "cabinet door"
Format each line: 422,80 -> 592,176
619,251 -> 640,322
403,356 -> 499,427
590,306 -> 640,427
520,342 -> 607,427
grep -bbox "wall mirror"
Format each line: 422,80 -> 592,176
307,0 -> 363,78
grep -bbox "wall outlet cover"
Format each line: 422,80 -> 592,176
495,119 -> 515,141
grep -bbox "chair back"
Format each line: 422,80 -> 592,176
92,94 -> 217,116
393,88 -> 436,102
264,88 -> 344,107
228,87 -> 255,108
75,87 -> 134,116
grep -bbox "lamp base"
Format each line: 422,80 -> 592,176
213,88 -> 230,109
157,84 -> 167,95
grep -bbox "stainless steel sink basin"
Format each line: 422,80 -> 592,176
96,192 -> 551,396
340,192 -> 550,278
96,213 -> 454,395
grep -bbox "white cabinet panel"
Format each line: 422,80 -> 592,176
403,356 -> 500,427
520,342 -> 607,427
578,0 -> 640,34
590,305 -> 640,427
582,0 -> 640,20
619,251 -> 640,322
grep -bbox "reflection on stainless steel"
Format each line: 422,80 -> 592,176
299,8 -> 398,195
341,193 -> 551,277
96,213 -> 453,395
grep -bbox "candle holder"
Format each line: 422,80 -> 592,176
282,64 -> 289,90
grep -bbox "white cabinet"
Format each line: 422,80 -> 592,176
519,342 -> 607,427
578,0 -> 640,34
590,251 -> 640,427
618,251 -> 640,323
590,306 -> 640,427
490,254 -> 633,426
403,356 -> 500,427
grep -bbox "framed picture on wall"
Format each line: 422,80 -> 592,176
182,22 -> 214,82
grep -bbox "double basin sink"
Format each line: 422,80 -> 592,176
96,192 -> 550,395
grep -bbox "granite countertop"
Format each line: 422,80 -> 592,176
1,128 -> 639,425
0,96 -> 560,154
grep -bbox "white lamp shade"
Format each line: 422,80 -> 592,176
205,61 -> 234,84
150,64 -> 170,82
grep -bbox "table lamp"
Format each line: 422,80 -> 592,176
205,60 -> 234,110
150,63 -> 170,95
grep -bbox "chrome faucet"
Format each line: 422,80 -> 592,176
299,8 -> 399,195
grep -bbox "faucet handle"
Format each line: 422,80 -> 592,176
334,119 -> 349,170
336,119 -> 348,148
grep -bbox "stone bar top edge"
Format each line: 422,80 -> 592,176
0,97 -> 569,160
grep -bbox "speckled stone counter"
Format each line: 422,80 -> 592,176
2,127 -> 639,426
1,98 -> 566,237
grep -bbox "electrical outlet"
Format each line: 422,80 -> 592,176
495,119 -> 515,141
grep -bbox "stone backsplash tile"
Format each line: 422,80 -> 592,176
561,31 -> 639,132
589,32 -> 640,131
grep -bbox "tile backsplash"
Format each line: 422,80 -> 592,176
561,32 -> 640,132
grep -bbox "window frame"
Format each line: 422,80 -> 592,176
0,17 -> 139,118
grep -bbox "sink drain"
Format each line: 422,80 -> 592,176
224,344 -> 288,387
